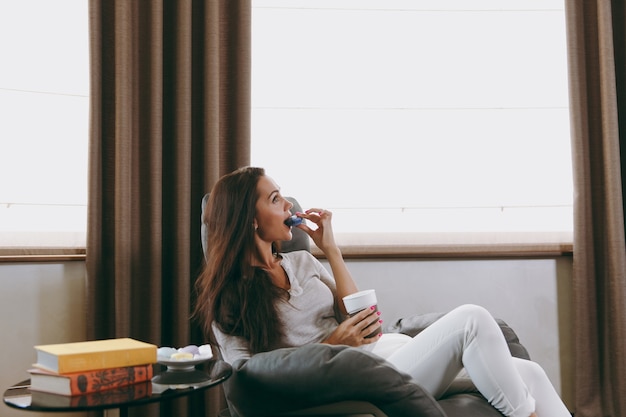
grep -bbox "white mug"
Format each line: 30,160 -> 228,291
342,289 -> 381,338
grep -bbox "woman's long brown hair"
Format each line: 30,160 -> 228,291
193,167 -> 285,354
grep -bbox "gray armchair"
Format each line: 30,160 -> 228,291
201,194 -> 530,417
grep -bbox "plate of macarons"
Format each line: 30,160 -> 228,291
157,344 -> 213,369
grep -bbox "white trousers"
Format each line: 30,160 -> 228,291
372,304 -> 570,417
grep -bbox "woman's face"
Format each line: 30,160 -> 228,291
254,175 -> 294,243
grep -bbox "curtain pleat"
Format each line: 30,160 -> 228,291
87,1 -> 250,416
565,1 -> 626,416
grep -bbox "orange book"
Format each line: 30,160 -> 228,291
29,364 -> 153,396
33,338 -> 157,374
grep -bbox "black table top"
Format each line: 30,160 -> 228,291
3,360 -> 232,413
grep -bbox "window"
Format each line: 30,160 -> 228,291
1,1 -> 572,254
251,0 -> 572,245
0,1 -> 89,251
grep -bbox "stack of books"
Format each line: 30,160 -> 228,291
28,338 -> 157,396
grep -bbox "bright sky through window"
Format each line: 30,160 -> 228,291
0,0 -> 572,249
251,0 -> 572,235
0,0 -> 88,247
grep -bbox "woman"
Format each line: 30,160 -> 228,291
194,166 -> 570,417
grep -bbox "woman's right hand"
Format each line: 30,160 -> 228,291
323,306 -> 382,346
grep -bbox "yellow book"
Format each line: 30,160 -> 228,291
34,338 -> 157,374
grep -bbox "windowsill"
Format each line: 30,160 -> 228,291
315,231 -> 574,259
0,232 -> 573,263
0,248 -> 86,263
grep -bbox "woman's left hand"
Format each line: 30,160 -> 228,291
296,208 -> 338,254
297,207 -> 359,312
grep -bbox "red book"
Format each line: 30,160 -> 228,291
29,364 -> 153,396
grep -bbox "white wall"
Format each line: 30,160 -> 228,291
0,262 -> 87,417
0,257 -> 573,415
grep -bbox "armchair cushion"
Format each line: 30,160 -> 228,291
224,343 -> 446,417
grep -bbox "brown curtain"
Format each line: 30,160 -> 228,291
565,1 -> 626,417
86,1 -> 250,416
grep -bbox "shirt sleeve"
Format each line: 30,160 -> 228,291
212,323 -> 252,364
